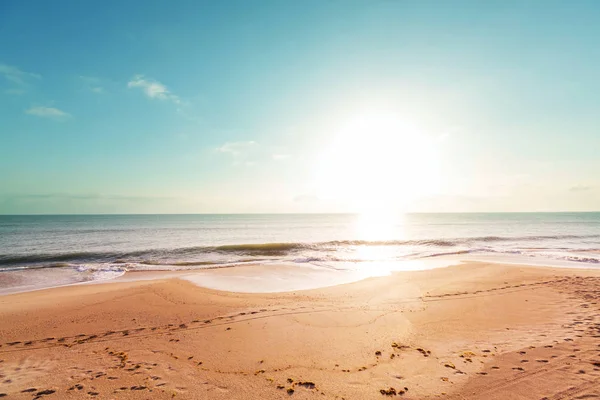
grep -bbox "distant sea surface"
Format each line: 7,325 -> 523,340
1,213 -> 599,291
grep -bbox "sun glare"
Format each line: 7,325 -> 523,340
316,111 -> 439,214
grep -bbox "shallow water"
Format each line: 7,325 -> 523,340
1,213 -> 599,292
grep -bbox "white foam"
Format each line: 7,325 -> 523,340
75,264 -> 128,281
456,253 -> 600,269
181,265 -> 364,293
180,258 -> 459,293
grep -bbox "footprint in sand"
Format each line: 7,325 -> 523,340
1,358 -> 53,387
35,389 -> 56,396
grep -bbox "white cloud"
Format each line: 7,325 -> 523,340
128,74 -> 180,103
79,76 -> 105,94
0,63 -> 41,85
272,154 -> 291,160
26,106 -> 71,119
216,141 -> 257,157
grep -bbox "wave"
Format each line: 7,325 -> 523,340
1,233 -> 600,269
214,242 -> 309,255
420,250 -> 474,258
0,250 -> 149,266
208,234 -> 600,254
312,234 -> 600,248
136,260 -> 222,267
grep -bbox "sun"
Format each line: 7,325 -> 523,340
316,111 -> 439,214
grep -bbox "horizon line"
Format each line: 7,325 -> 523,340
1,211 -> 599,217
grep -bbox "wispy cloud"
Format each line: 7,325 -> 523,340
294,194 -> 319,203
272,154 -> 291,160
79,76 -> 105,94
5,193 -> 174,202
569,185 -> 592,192
216,141 -> 257,157
0,63 -> 41,85
216,141 -> 258,166
176,106 -> 201,123
5,88 -> 25,95
128,74 -> 180,103
26,106 -> 71,120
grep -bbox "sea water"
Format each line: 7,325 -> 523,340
1,213 -> 599,293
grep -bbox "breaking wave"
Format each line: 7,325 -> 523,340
1,233 -> 599,270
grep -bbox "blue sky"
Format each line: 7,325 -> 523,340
1,0 -> 599,214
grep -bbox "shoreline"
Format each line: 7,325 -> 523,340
2,252 -> 600,297
1,261 -> 599,398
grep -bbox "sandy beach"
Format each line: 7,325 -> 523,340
3,0 -> 600,397
1,261 -> 599,399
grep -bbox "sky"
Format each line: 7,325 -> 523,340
1,0 -> 599,214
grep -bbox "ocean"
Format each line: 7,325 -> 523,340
1,213 -> 599,293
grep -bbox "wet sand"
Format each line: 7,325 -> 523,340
0,261 -> 599,399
